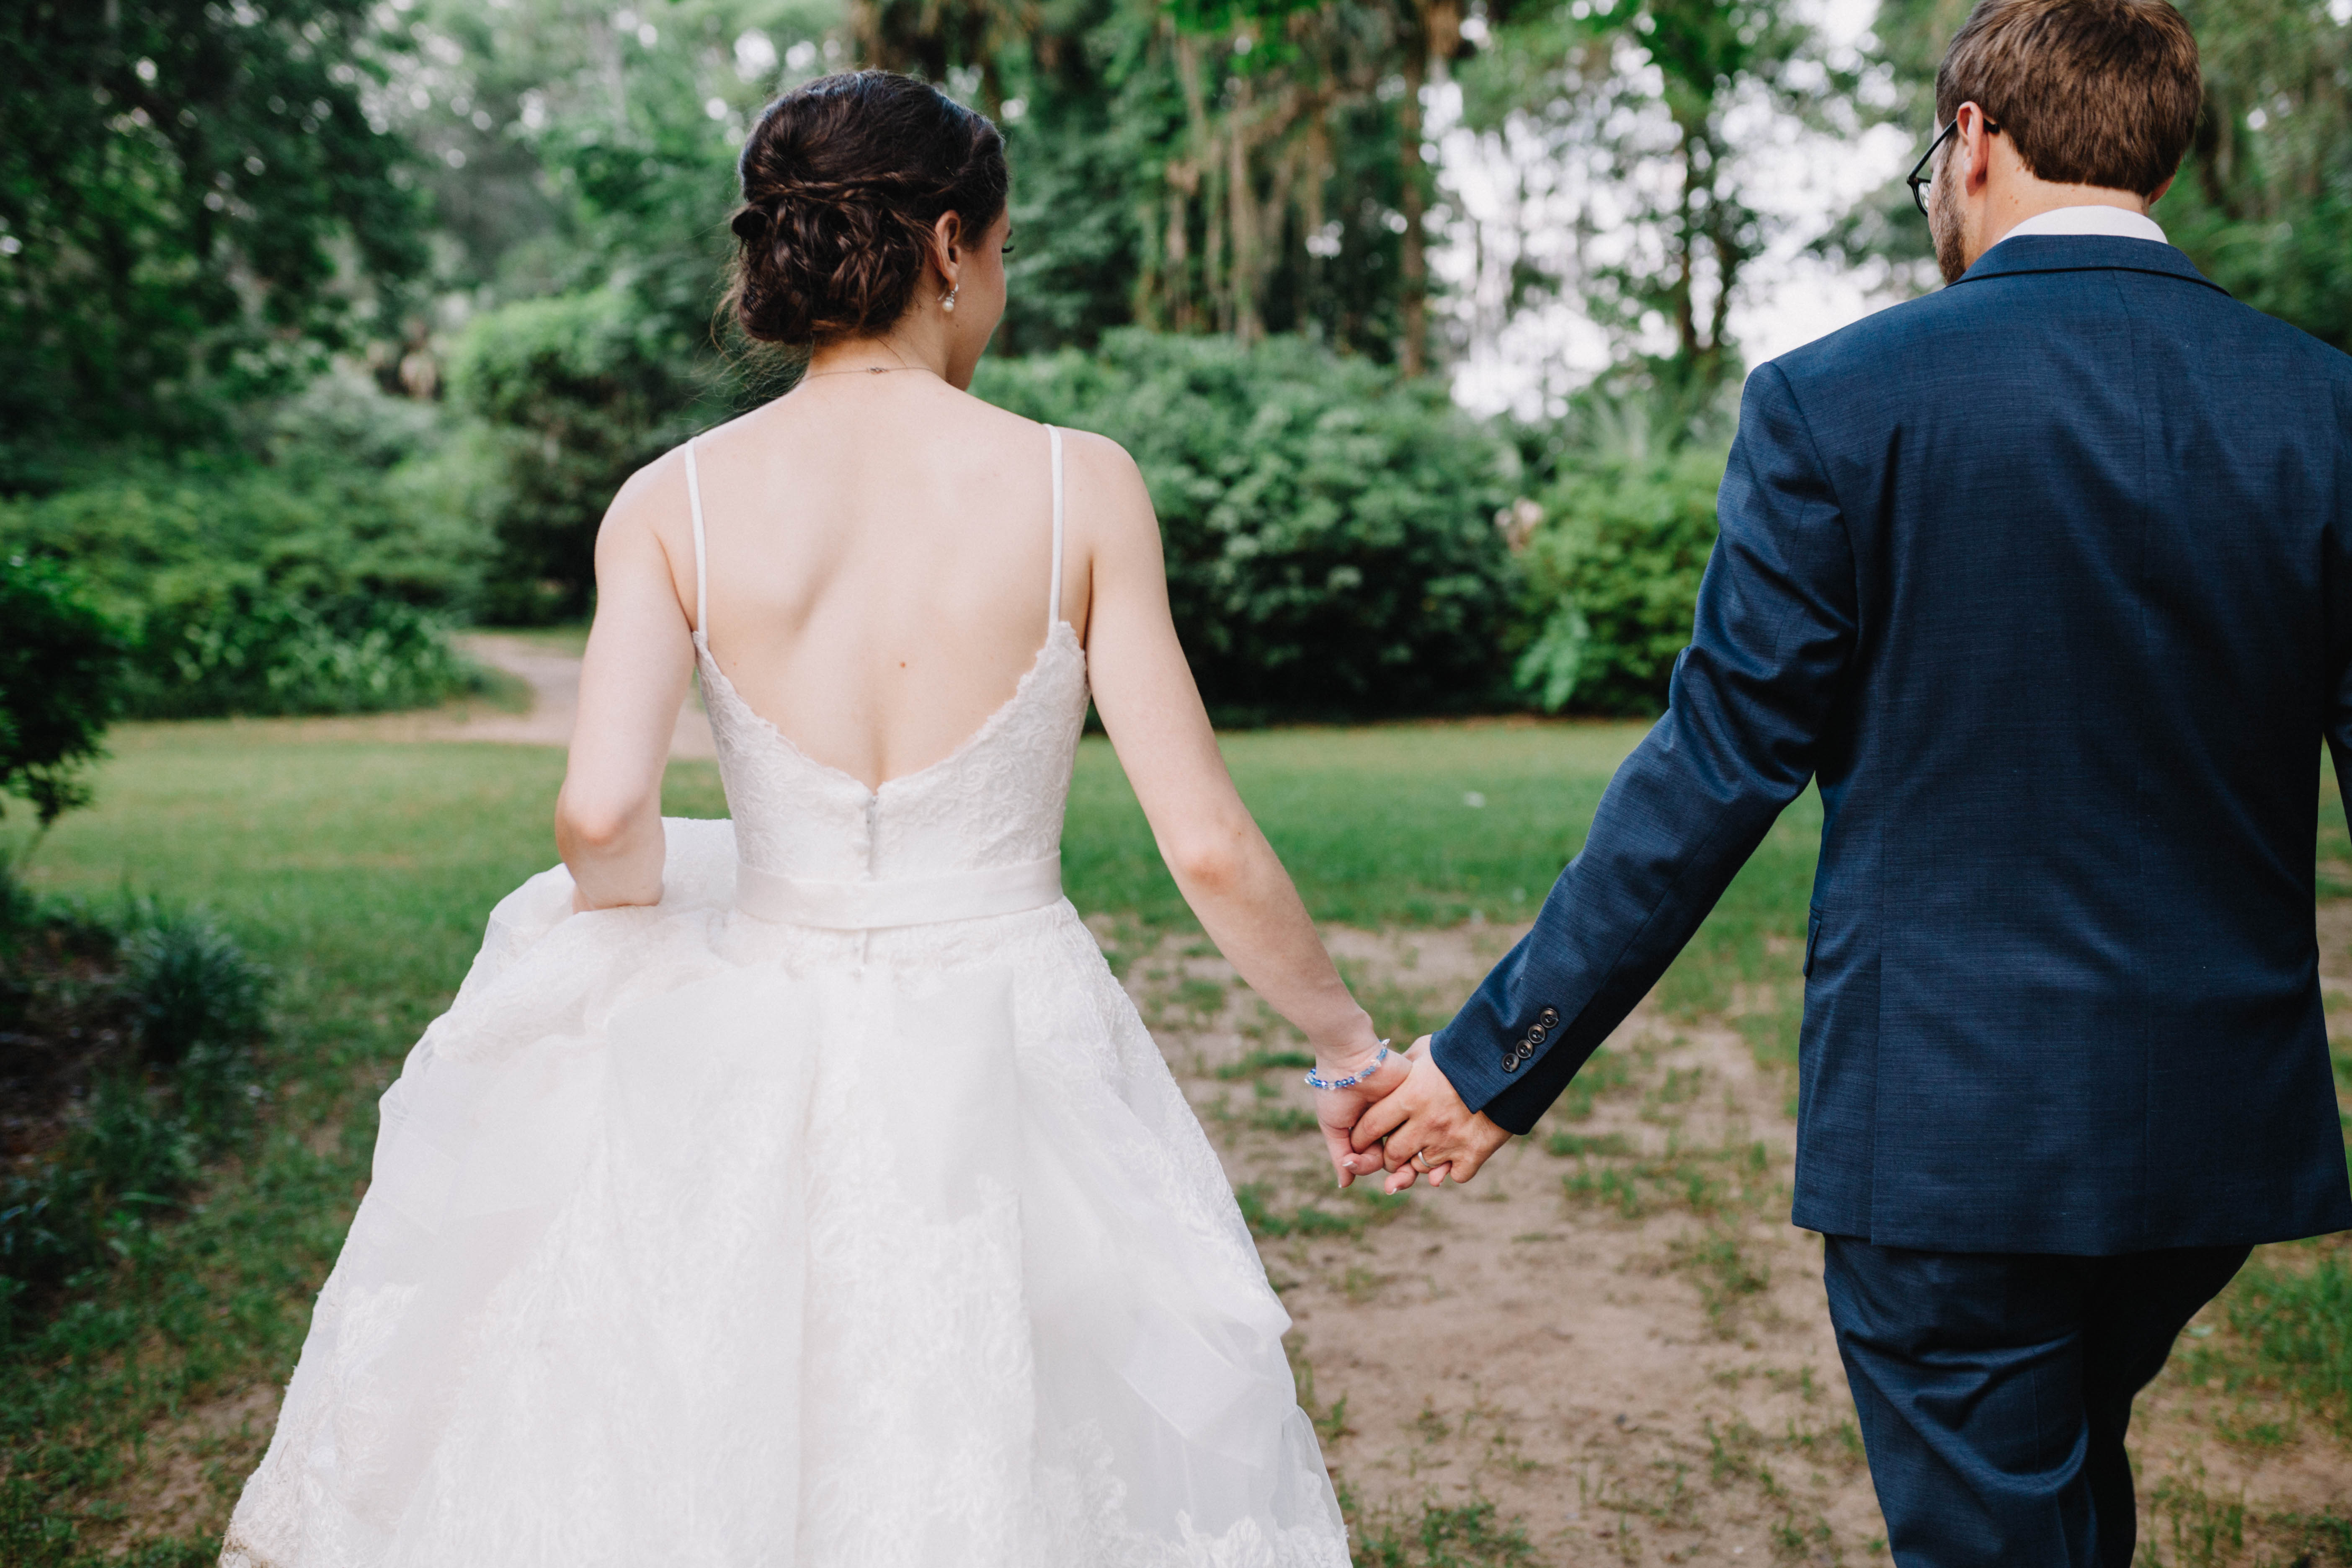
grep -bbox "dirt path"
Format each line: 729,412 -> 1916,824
1114,921 -> 2352,1564
449,634 -> 714,758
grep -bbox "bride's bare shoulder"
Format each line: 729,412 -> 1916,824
598,443 -> 691,542
1055,427 -> 1156,542
598,399 -> 774,535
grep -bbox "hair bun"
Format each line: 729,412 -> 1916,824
726,72 -> 1007,351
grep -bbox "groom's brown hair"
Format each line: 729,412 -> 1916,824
1937,0 -> 2201,197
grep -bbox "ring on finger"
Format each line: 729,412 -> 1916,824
1412,1149 -> 1433,1172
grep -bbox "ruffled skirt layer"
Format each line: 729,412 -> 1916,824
222,819 -> 1347,1568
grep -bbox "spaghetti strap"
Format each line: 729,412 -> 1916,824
1046,425 -> 1065,632
683,438 -> 709,636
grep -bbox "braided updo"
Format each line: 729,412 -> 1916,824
726,72 -> 1008,350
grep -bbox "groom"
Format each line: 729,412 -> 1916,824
1350,0 -> 2352,1562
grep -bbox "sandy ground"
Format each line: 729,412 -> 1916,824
83,650 -> 2352,1561
448,634 -> 715,759
241,634 -> 715,757
1114,923 -> 2352,1564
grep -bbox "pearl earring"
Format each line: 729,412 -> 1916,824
941,287 -> 959,312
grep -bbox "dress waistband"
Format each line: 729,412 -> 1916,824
733,854 -> 1064,931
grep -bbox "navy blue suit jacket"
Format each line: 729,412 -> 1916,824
1431,235 -> 2352,1255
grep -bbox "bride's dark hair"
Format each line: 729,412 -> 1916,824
725,71 -> 1007,350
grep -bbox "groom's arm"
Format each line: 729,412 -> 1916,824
1431,363 -> 1859,1134
2326,376 -> 2352,832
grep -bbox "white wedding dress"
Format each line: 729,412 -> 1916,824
222,429 -> 1350,1567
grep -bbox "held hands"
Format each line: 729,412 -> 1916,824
1340,1037 -> 1512,1195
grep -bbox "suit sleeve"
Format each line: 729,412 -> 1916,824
1431,363 -> 1859,1132
2328,373 -> 2352,831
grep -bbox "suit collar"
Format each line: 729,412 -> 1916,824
1952,235 -> 2230,297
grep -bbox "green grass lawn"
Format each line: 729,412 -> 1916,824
0,717 -> 2342,1563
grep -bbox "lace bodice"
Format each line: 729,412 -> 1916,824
683,425 -> 1090,899
696,622 -> 1088,881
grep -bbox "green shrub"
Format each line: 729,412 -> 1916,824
450,286 -> 710,624
1510,431 -> 1729,717
0,385 -> 490,717
0,555 -> 126,827
975,332 -> 1521,719
125,579 -> 472,719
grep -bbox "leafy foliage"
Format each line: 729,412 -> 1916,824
1456,0 -> 1854,390
0,0 -> 426,467
0,557 -> 126,828
449,286 -> 712,622
978,331 -> 1519,717
1508,393 -> 1728,716
0,380 -> 489,717
2164,0 -> 2352,354
0,884 -> 272,1340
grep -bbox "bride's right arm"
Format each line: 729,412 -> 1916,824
1074,433 -> 1406,1155
555,456 -> 698,910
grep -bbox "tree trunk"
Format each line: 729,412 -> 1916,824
1228,92 -> 1264,343
1399,14 -> 1429,377
1674,130 -> 1699,365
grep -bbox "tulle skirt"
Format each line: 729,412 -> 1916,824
222,819 -> 1348,1568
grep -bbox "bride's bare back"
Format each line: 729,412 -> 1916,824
683,377 -> 1083,791
554,67 -> 1406,1179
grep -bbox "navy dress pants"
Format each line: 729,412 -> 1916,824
1822,1236 -> 2249,1568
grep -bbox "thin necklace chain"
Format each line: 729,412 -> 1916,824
798,340 -> 940,382
799,364 -> 934,379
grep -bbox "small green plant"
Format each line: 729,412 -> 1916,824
2146,1472 -> 2249,1568
1236,1180 -> 1405,1238
1347,1495 -> 1541,1568
1216,1049 -> 1319,1079
1556,1047 -> 1633,1119
1248,1104 -> 1320,1135
0,879 -> 271,1338
1544,1130 -> 1633,1158
1171,975 -> 1228,1019
2184,1244 -> 2352,1438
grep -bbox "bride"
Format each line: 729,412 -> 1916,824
222,68 -> 1411,1566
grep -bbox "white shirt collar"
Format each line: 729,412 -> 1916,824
1994,204 -> 2168,247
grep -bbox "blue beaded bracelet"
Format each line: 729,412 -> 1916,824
1303,1042 -> 1392,1091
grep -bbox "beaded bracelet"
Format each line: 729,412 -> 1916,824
1303,1041 -> 1392,1091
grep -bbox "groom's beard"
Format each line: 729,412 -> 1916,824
1931,167 -> 1969,285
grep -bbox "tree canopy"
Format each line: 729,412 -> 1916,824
0,1 -> 426,472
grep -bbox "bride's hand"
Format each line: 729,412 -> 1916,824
1312,1042 -> 1411,1189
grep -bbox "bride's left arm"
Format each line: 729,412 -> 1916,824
555,454 -> 698,910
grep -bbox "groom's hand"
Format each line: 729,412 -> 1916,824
1346,1037 -> 1510,1194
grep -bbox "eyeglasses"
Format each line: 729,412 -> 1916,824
1907,116 -> 2003,216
